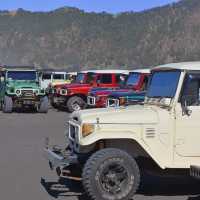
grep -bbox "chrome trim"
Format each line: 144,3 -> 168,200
87,96 -> 96,105
107,98 -> 119,107
68,120 -> 81,149
60,89 -> 68,95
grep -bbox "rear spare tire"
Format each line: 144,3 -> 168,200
38,96 -> 49,113
3,96 -> 13,113
82,148 -> 140,200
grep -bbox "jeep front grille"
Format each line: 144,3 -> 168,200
21,90 -> 34,97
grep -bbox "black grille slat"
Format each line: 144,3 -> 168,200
22,90 -> 34,97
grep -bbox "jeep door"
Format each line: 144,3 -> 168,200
175,72 -> 200,157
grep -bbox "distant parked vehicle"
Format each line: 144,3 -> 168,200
51,70 -> 129,112
106,91 -> 146,107
87,69 -> 150,108
0,66 -> 48,113
40,70 -> 77,91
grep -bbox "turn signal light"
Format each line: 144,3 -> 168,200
82,123 -> 95,137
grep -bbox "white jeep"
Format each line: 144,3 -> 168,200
45,62 -> 200,200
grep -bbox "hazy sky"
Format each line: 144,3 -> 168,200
0,0 -> 179,13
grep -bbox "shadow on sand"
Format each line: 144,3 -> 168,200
41,177 -> 89,200
41,172 -> 200,199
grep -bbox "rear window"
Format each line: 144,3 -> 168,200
99,74 -> 112,84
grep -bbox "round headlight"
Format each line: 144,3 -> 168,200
16,90 -> 21,95
35,90 -> 39,94
60,89 -> 67,95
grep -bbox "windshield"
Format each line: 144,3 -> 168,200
126,73 -> 140,86
147,71 -> 181,98
75,73 -> 85,83
53,74 -> 65,80
7,71 -> 37,81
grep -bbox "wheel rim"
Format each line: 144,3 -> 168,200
99,162 -> 129,195
72,102 -> 81,111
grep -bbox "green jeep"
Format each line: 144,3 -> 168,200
0,67 -> 49,113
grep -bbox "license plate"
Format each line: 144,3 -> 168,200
23,100 -> 34,105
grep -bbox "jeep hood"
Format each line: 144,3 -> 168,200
71,105 -> 158,124
62,83 -> 90,89
7,80 -> 39,89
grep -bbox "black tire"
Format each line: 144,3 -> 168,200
50,97 -> 59,109
82,148 -> 140,200
2,95 -> 13,113
0,100 -> 2,110
67,96 -> 86,113
38,96 -> 49,113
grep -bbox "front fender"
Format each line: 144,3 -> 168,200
79,125 -> 142,146
78,125 -> 166,169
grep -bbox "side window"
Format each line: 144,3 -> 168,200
99,74 -> 112,84
180,73 -> 200,106
116,74 -> 127,85
85,73 -> 96,84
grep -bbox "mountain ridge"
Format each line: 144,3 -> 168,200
0,0 -> 200,70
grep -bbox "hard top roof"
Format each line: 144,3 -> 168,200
153,62 -> 200,71
131,68 -> 151,73
80,69 -> 129,74
2,66 -> 36,71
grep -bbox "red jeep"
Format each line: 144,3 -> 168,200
51,70 -> 129,112
87,69 -> 150,108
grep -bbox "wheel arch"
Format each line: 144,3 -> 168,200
68,93 -> 87,102
85,138 -> 165,170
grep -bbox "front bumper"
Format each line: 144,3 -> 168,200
87,96 -> 107,108
51,96 -> 66,104
87,96 -> 96,106
44,147 -> 78,170
190,165 -> 200,179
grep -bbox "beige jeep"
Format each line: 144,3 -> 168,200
45,62 -> 200,200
